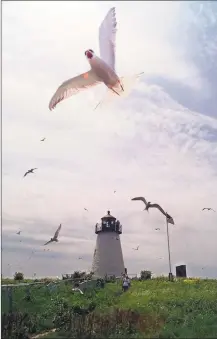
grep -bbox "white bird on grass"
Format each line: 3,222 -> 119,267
72,287 -> 84,295
49,7 -> 143,111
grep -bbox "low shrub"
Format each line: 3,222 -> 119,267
1,312 -> 39,339
14,272 -> 24,281
140,270 -> 152,280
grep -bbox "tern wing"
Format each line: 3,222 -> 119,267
149,203 -> 167,216
131,196 -> 148,206
54,224 -> 62,239
49,70 -> 102,110
99,7 -> 117,71
44,240 -> 52,246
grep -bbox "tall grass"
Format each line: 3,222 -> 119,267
2,278 -> 217,338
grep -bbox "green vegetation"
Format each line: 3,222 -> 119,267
2,278 -> 35,285
1,277 -> 217,338
14,272 -> 24,281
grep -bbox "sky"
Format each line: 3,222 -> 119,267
2,1 -> 217,279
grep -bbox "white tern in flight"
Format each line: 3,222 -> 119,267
49,7 -> 143,111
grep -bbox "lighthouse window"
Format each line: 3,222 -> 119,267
106,221 -> 109,227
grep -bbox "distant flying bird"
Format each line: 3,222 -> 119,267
114,190 -> 116,193
28,250 -> 36,260
78,257 -> 82,260
131,196 -> 175,225
155,228 -> 160,231
23,168 -> 37,177
16,231 -> 21,235
84,208 -> 88,212
40,137 -> 46,141
44,224 -> 62,246
202,208 -> 215,212
48,7 -> 143,111
133,246 -> 139,251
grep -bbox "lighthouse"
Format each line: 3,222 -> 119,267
91,210 -> 125,278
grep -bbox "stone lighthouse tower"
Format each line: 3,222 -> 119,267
92,210 -> 125,278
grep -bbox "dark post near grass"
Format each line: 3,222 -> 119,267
166,215 -> 173,281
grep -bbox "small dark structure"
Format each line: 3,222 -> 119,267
95,210 -> 122,234
176,265 -> 187,278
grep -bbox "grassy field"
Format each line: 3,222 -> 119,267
2,278 -> 37,285
2,277 -> 217,338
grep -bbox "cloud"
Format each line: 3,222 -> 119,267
2,1 -> 217,278
149,1 -> 217,118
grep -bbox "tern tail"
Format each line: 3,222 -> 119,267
94,72 -> 144,110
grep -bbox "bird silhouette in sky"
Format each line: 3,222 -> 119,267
40,137 -> 46,141
131,196 -> 175,224
23,168 -> 37,177
84,208 -> 88,212
202,208 -> 215,212
44,224 -> 62,246
133,245 -> 139,251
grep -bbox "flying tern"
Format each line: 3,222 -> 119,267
44,224 -> 62,246
23,168 -> 37,177
131,196 -> 175,225
202,208 -> 215,212
49,7 -> 143,111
